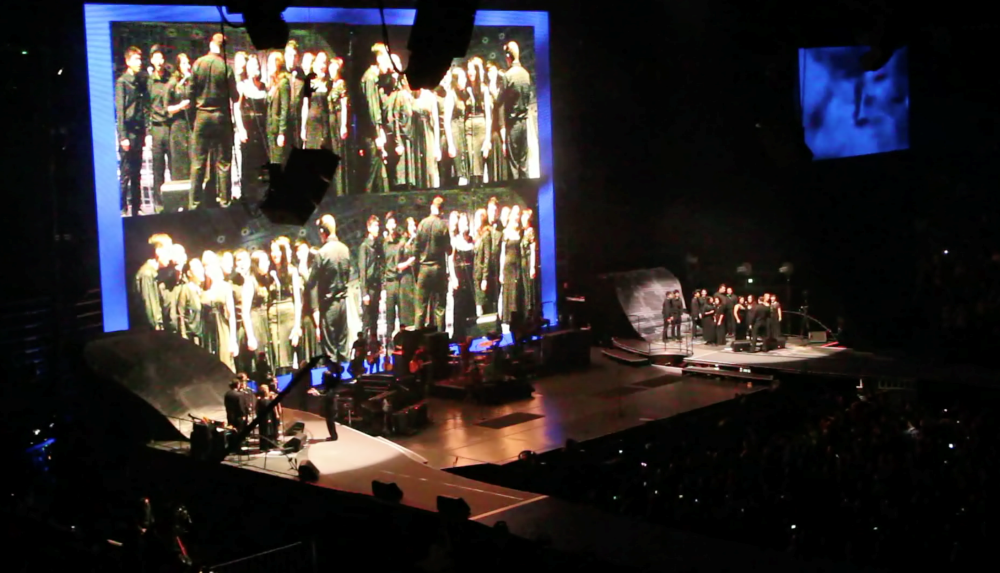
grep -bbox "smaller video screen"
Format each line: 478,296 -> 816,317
799,46 -> 909,160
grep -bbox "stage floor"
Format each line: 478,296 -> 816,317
152,348 -> 754,518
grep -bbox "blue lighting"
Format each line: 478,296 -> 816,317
84,5 -> 556,333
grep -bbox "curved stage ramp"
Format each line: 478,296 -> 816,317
594,267 -> 685,341
84,331 -> 233,441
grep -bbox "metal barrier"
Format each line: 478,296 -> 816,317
782,310 -> 837,342
204,540 -> 316,573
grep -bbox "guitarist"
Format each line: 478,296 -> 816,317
349,331 -> 368,379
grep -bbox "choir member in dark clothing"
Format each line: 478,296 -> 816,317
284,40 -> 304,148
751,295 -> 770,350
134,234 -> 173,331
411,87 -> 441,188
485,62 -> 509,184
246,252 -> 273,373
520,209 -> 538,315
308,363 -> 343,441
714,297 -> 727,345
349,332 -> 368,379
465,57 -> 492,185
327,57 -> 349,196
769,295 -> 783,339
734,296 -> 749,341
451,213 -> 476,341
386,69 -> 415,189
415,197 -> 452,331
360,43 -> 393,193
265,51 -> 290,165
444,67 -> 470,186
669,290 -> 683,340
662,291 -> 675,342
159,243 -> 187,336
295,240 -> 319,363
177,258 -> 205,345
701,298 -> 717,345
500,42 -> 532,179
725,286 -> 737,336
382,213 -> 405,345
690,291 -> 703,338
487,198 -> 503,314
116,46 -> 148,216
358,215 -> 383,341
397,218 -> 419,329
267,237 -> 302,370
189,33 -> 238,209
224,379 -> 249,432
166,53 -> 193,184
146,45 -> 171,211
235,53 -> 268,203
473,209 -> 493,316
301,51 -> 332,150
500,205 -> 524,323
313,215 -> 351,362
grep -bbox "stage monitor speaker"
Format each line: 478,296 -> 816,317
732,341 -> 752,353
436,496 -> 471,521
160,180 -> 191,213
372,480 -> 403,503
298,460 -> 319,482
284,421 -> 305,437
424,331 -> 451,380
775,336 -> 787,349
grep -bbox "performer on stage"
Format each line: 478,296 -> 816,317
177,257 -> 204,346
166,53 -> 193,186
473,209 -> 493,317
245,251 -> 273,373
349,332 -> 368,379
266,237 -> 302,370
451,212 -> 476,341
382,213 -> 405,347
224,379 -> 249,433
327,56 -> 349,196
283,40 -> 303,148
520,208 -> 538,316
189,33 -> 238,209
201,251 -> 238,371
313,215 -> 351,362
256,383 -> 280,450
751,295 -> 769,351
265,51 -> 290,165
301,51 -> 332,150
235,53 -> 268,203
485,61 -> 509,184
295,240 -> 319,363
146,45 -> 171,212
499,41 -> 532,179
410,86 -> 441,189
662,291 -> 674,343
734,295 -> 749,341
701,296 -> 717,345
414,196 -> 452,331
499,205 -> 524,323
307,362 -> 343,441
443,67 -> 470,186
116,46 -> 148,216
690,290 -> 703,339
725,286 -> 737,336
487,198 -> 502,314
714,296 -> 727,344
358,215 -> 383,341
769,294 -> 783,340
396,217 -> 419,330
134,233 -> 173,330
360,43 -> 393,193
465,57 -> 492,186
160,243 -> 187,336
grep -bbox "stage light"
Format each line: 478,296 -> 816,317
748,278 -> 754,284
404,0 -> 478,90
225,1 -> 290,50
944,250 -> 949,255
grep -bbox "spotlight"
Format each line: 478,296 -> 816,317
225,1 -> 290,50
404,0 -> 478,90
779,263 -> 794,276
259,148 -> 339,226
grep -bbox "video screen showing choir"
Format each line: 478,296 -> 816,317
111,22 -> 541,217
130,194 -> 540,374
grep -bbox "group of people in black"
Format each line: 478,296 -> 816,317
223,373 -> 284,450
115,31 -> 536,216
662,284 -> 785,351
133,195 -> 539,375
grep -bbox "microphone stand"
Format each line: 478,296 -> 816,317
214,355 -> 325,463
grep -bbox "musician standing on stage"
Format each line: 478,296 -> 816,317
662,292 -> 674,342
313,215 -> 351,363
668,290 -> 683,340
224,379 -> 249,432
690,289 -> 703,339
360,43 -> 393,193
308,362 -> 343,441
382,212 -> 405,348
358,215 -> 383,342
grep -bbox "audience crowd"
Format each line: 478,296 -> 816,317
500,381 -> 996,570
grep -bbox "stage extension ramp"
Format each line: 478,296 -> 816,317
84,331 -> 234,440
605,267 -> 684,342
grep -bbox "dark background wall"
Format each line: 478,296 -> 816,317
4,0 -> 1000,352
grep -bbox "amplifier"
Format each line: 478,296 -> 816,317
161,180 -> 191,213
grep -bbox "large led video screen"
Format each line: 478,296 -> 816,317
85,5 -> 553,375
799,46 -> 909,160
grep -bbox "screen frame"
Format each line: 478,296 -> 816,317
85,4 -> 555,332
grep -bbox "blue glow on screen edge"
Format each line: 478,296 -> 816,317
85,5 -> 555,332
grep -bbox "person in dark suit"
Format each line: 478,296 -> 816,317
224,379 -> 248,432
414,196 -> 452,331
669,290 -> 683,340
308,362 -> 343,441
662,291 -> 675,342
312,215 -> 351,362
116,45 -> 148,216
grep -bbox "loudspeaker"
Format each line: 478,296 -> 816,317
775,336 -> 787,349
284,421 -> 306,437
298,460 -> 319,482
732,341 -> 752,353
372,480 -> 403,503
160,180 -> 191,213
394,327 -> 435,371
424,331 -> 451,380
436,496 -> 471,521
